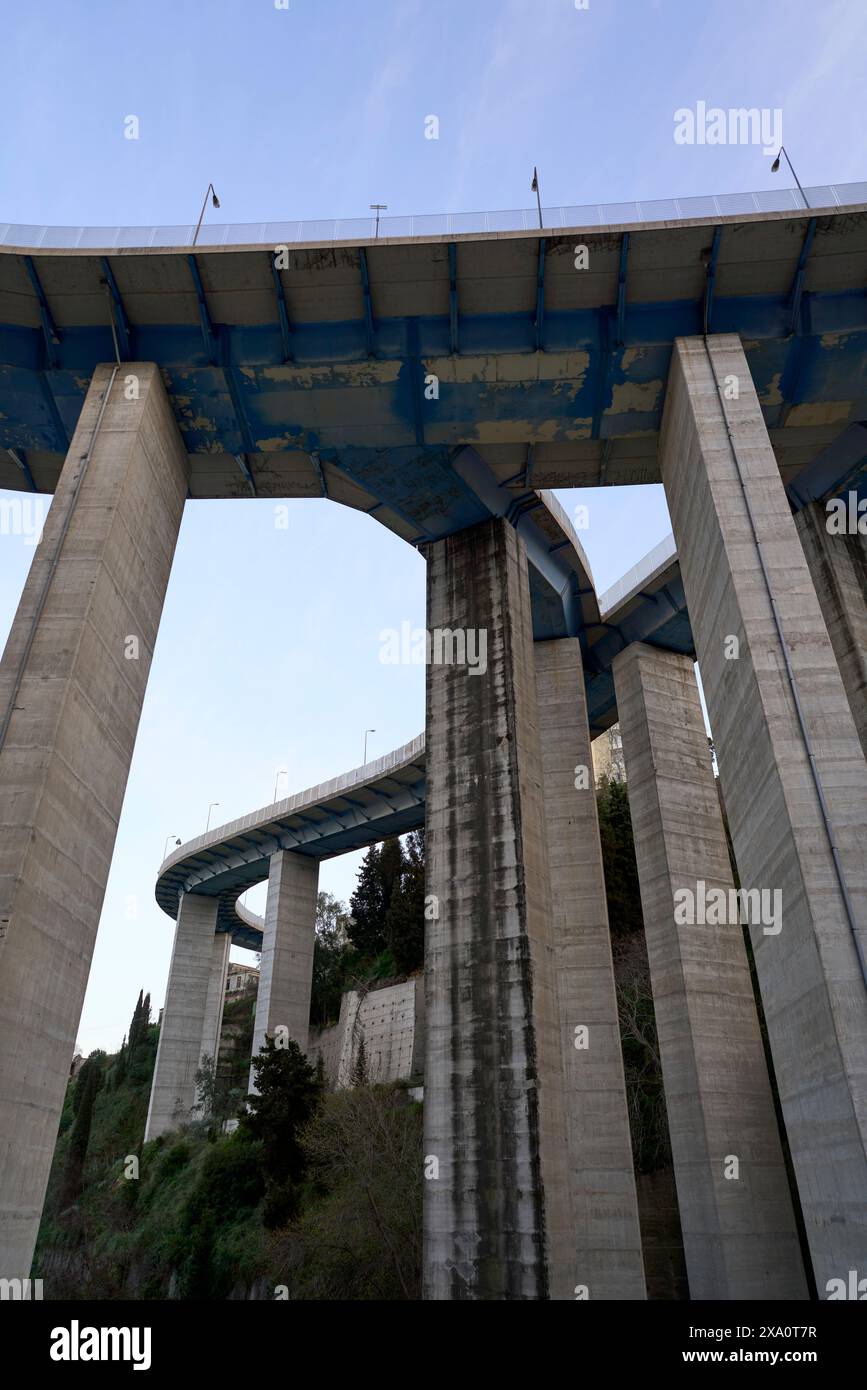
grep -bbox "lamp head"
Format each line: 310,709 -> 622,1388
771,155 -> 780,173
212,192 -> 220,208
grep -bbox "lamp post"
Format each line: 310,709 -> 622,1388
771,148 -> 809,208
370,203 -> 388,238
273,768 -> 288,802
206,802 -> 220,831
163,834 -> 181,859
363,729 -> 376,763
193,183 -> 221,246
531,168 -> 543,229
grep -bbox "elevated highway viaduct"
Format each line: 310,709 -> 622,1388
0,190 -> 866,1296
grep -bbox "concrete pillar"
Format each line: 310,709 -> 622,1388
423,517 -> 573,1301
534,638 -> 646,1299
0,363 -> 187,1279
612,642 -> 807,1299
795,500 -> 867,760
660,333 -> 867,1291
249,849 -> 319,1090
144,894 -> 222,1140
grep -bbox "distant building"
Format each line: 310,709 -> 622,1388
592,723 -> 626,785
69,1053 -> 84,1079
225,962 -> 259,998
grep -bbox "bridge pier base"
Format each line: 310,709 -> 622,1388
535,637 -> 645,1298
795,500 -> 867,761
0,363 -> 187,1278
249,849 -> 319,1092
660,333 -> 867,1291
423,517 -> 573,1300
144,894 -> 222,1141
613,641 -> 807,1299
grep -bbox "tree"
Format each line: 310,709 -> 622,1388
241,1037 -> 323,1225
61,1052 -> 104,1205
311,891 -> 354,1027
597,777 -> 643,937
385,828 -> 425,974
347,845 -> 386,956
350,1034 -> 369,1089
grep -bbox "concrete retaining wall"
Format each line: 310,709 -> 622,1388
308,977 -> 423,1088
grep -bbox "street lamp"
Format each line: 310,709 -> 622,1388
370,203 -> 388,238
273,768 -> 288,802
770,148 -> 809,208
531,168 -> 543,229
363,729 -> 376,763
163,834 -> 181,859
206,802 -> 220,831
193,183 -> 221,246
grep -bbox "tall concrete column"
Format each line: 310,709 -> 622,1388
144,894 -> 222,1141
0,363 -> 187,1279
423,517 -> 573,1301
612,642 -> 807,1299
534,638 -> 645,1299
660,333 -> 867,1290
249,849 -> 319,1090
795,500 -> 867,760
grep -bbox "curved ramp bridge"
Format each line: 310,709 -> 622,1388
0,190 -> 866,1297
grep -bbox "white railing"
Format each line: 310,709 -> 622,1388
1,183 -> 864,252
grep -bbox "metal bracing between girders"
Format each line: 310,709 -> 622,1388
326,454 -> 433,543
408,317 -> 426,447
6,448 -> 37,492
774,219 -> 819,429
787,217 -> 817,336
524,442 -> 534,486
220,337 -> 258,495
615,232 -> 629,346
599,438 -> 613,485
100,258 -> 131,360
358,247 -> 375,356
23,256 -> 61,368
703,226 -> 722,335
309,450 -> 328,497
186,254 -> 218,364
534,239 -> 546,351
233,454 -> 257,495
589,232 -> 631,444
448,242 -> 459,354
269,252 -> 294,361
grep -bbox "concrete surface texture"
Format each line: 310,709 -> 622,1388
422,517 -> 574,1300
660,333 -> 867,1291
249,849 -> 320,1092
144,894 -> 223,1141
534,637 -> 646,1298
613,641 -> 807,1299
795,500 -> 867,762
0,363 -> 188,1280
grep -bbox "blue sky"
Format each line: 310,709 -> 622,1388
1,0 -> 864,1052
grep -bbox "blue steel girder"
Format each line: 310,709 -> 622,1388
100,258 -> 132,360
615,233 -> 629,347
6,447 -> 37,492
535,239 -> 546,351
788,217 -> 818,337
703,226 -> 722,334
358,247 -> 375,356
186,254 -> 218,364
23,257 -> 61,368
269,251 -> 294,362
448,242 -> 459,354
